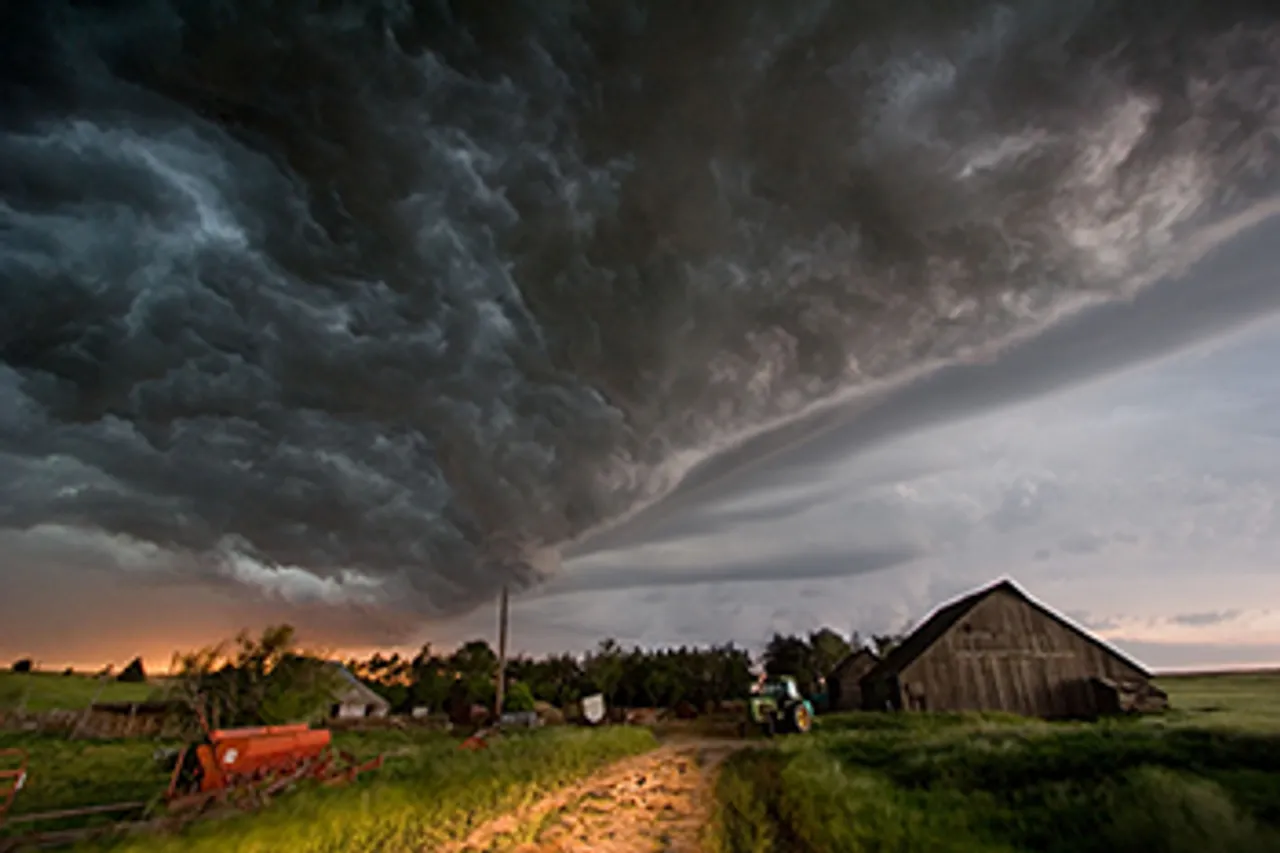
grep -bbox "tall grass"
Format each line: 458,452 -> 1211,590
88,726 -> 655,852
711,714 -> 1280,853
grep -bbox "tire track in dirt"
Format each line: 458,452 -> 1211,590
444,738 -> 745,853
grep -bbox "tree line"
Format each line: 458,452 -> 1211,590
345,627 -> 904,714
8,622 -> 905,729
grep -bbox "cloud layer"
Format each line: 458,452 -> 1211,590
474,310 -> 1280,669
4,2 -> 1280,630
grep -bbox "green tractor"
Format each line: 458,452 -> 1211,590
746,675 -> 814,737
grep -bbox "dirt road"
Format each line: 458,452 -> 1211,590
446,738 -> 743,853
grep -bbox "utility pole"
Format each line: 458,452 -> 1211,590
494,584 -> 509,719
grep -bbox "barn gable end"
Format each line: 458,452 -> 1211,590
860,579 -> 1158,718
827,648 -> 880,711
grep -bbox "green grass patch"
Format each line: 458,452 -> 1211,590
61,726 -> 654,852
0,732 -> 172,818
713,712 -> 1280,853
0,673 -> 159,713
1157,672 -> 1280,732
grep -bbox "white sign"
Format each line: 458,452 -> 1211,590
581,693 -> 606,725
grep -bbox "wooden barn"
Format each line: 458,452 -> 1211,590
859,578 -> 1167,718
826,648 -> 880,712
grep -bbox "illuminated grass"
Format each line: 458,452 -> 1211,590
85,726 -> 656,852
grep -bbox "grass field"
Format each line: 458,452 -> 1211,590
1157,671 -> 1280,732
710,672 -> 1280,853
3,671 -> 1277,852
0,725 -> 656,852
0,673 -> 159,713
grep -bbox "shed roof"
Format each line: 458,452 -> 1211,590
326,664 -> 391,709
828,647 -> 880,678
860,578 -> 1152,684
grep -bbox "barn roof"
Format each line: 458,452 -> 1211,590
860,578 -> 1152,683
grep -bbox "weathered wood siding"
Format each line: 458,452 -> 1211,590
898,588 -> 1147,717
829,652 -> 879,711
860,673 -> 902,712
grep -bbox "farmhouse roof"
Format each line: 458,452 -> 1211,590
326,663 -> 391,709
861,578 -> 1152,683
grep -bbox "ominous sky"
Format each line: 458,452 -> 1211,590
5,1 -> 1280,670
8,209 -> 1280,671
431,212 -> 1280,672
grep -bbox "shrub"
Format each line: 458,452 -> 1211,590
503,680 -> 536,713
11,659 -> 32,674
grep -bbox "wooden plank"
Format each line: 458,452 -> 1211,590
6,801 -> 148,824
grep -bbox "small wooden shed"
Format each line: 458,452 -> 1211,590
859,578 -> 1164,719
327,665 -> 391,720
826,648 -> 881,712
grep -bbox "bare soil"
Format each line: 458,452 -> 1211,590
444,737 -> 745,853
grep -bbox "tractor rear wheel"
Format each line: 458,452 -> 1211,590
788,703 -> 812,734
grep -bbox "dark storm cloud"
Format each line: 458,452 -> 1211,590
580,208 -> 1280,553
4,0 -> 1280,620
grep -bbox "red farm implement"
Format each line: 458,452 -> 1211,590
164,723 -> 384,814
0,725 -> 382,851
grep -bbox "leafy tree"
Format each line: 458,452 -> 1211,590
502,680 -> 536,713
584,639 -> 625,704
409,644 -> 453,711
449,640 -> 498,706
10,659 -> 32,674
169,625 -> 342,732
872,633 -> 905,657
808,628 -> 854,683
763,633 -> 818,694
762,630 -> 859,697
117,657 -> 147,683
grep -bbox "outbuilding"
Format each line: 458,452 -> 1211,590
826,648 -> 880,712
327,664 -> 392,719
859,578 -> 1167,718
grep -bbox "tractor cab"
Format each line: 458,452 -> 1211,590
755,676 -> 803,702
